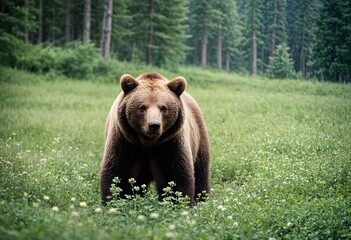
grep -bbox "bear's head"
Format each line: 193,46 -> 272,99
118,73 -> 186,146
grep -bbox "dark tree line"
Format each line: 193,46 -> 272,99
1,0 -> 350,82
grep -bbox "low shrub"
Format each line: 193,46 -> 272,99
0,40 -> 111,79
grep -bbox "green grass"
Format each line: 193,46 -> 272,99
1,66 -> 351,239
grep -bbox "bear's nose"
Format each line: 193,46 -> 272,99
148,121 -> 160,131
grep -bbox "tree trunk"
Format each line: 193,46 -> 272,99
38,0 -> 43,44
201,13 -> 207,70
83,0 -> 91,44
30,31 -> 34,44
269,0 -> 277,64
24,0 -> 28,43
52,0 -> 56,46
131,41 -> 136,62
101,0 -> 113,60
300,8 -> 306,78
146,0 -> 154,65
251,0 -> 257,77
65,0 -> 71,44
238,45 -> 243,70
307,56 -> 311,80
339,74 -> 342,84
217,24 -> 222,72
261,45 -> 264,73
75,19 -> 80,41
71,17 -> 75,40
194,35 -> 199,65
225,49 -> 230,72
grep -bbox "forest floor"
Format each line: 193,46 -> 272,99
0,66 -> 350,239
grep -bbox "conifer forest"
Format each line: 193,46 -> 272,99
1,0 -> 351,82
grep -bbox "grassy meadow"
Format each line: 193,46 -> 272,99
0,66 -> 350,239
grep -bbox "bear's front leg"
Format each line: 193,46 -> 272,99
100,134 -> 136,204
151,141 -> 196,207
153,166 -> 195,207
100,146 -> 128,204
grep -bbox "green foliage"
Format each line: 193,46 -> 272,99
257,0 -> 287,73
126,0 -> 189,67
59,42 -> 104,79
217,0 -> 241,71
1,0 -> 350,81
111,0 -> 133,61
107,178 -> 191,216
0,0 -> 37,67
0,67 -> 351,239
1,41 -> 109,79
286,0 -> 317,74
267,0 -> 287,46
0,0 -> 37,39
313,0 -> 351,82
0,34 -> 26,68
152,0 -> 190,67
267,43 -> 294,79
186,0 -> 221,66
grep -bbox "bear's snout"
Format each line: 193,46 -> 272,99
148,121 -> 161,132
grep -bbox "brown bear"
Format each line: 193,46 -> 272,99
100,72 -> 210,207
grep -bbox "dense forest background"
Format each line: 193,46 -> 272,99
1,0 -> 350,83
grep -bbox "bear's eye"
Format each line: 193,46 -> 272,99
161,106 -> 168,113
139,105 -> 147,112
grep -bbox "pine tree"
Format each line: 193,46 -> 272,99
24,0 -> 29,43
267,0 -> 287,64
127,0 -> 148,63
222,0 -> 240,72
286,0 -> 317,78
152,0 -> 189,67
298,0 -> 316,78
101,0 -> 113,60
38,0 -> 43,43
109,0 -> 133,61
0,0 -> 36,65
127,0 -> 189,66
146,0 -> 154,65
313,0 -> 351,82
90,0 -> 104,43
51,0 -> 56,46
65,0 -> 70,44
83,0 -> 91,44
268,0 -> 286,60
267,43 -> 294,79
188,0 -> 217,70
235,0 -> 248,72
246,0 -> 264,76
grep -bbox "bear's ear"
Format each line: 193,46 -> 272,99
168,77 -> 186,97
120,74 -> 138,93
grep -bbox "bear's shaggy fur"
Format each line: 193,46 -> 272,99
100,73 -> 210,206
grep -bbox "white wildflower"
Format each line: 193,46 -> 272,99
71,211 -> 79,217
181,211 -> 188,216
109,208 -> 117,214
165,232 -> 174,238
52,206 -> 59,212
